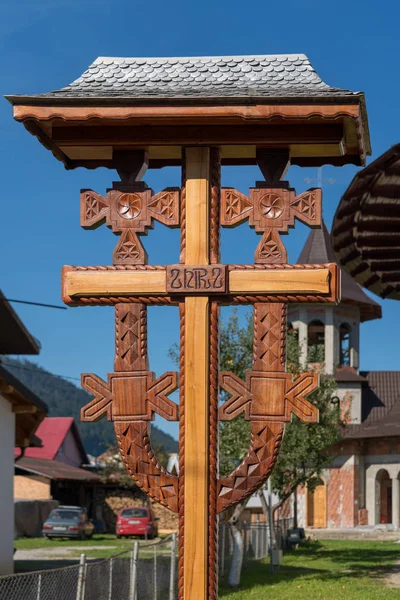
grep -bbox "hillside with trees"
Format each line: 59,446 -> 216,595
2,358 -> 178,456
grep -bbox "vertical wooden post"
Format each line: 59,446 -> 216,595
183,147 -> 211,600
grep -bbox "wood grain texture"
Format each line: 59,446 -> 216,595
183,295 -> 210,600
13,103 -> 361,122
64,269 -> 167,297
229,267 -> 331,294
183,147 -> 210,600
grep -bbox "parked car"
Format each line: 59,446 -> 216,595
42,506 -> 95,540
116,506 -> 159,539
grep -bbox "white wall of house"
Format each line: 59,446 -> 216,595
0,394 -> 15,575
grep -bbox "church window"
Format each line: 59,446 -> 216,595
308,320 -> 325,362
339,323 -> 351,366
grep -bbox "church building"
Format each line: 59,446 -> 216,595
288,223 -> 400,529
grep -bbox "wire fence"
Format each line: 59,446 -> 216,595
219,518 -> 295,580
0,519 -> 295,599
0,534 -> 177,600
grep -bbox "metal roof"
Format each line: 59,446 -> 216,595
297,221 -> 382,322
343,371 -> 400,439
18,417 -> 88,464
15,457 -> 100,482
7,54 -> 359,102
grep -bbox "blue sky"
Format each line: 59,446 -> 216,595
1,0 -> 400,441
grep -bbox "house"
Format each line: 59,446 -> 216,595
286,224 -> 400,529
0,292 -> 48,574
15,417 -> 100,509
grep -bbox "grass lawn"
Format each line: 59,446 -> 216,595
220,539 -> 400,599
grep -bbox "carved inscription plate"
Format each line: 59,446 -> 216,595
166,264 -> 227,294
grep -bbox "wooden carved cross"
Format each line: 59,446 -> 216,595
62,147 -> 339,600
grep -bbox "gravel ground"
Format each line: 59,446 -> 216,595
14,546 -> 118,561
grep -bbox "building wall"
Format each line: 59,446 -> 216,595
14,475 -> 51,500
325,456 -> 358,528
336,383 -> 362,424
56,429 -> 83,468
297,456 -> 359,529
0,394 -> 15,575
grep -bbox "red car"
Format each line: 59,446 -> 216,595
116,506 -> 159,539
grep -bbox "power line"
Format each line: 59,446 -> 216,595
1,298 -> 67,310
0,360 -> 81,382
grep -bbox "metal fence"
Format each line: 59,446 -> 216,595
218,519 -> 294,580
1,519 -> 294,599
0,534 -> 177,600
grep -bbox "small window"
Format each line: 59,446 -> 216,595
339,323 -> 351,366
308,320 -> 325,362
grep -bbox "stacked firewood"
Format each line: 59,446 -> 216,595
99,489 -> 178,533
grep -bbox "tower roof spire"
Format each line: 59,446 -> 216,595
298,221 -> 381,322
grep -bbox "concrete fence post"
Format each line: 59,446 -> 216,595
108,558 -> 113,600
130,542 -> 139,600
169,533 -> 177,600
36,573 -> 42,600
76,553 -> 87,600
220,525 -> 226,578
255,525 -> 260,560
153,545 -> 158,600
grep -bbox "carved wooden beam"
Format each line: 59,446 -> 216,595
62,263 -> 339,303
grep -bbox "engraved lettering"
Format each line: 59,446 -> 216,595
170,268 -> 182,289
186,269 -> 195,289
212,267 -> 223,289
166,265 -> 227,294
198,269 -> 210,290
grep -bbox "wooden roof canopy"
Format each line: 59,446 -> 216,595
6,54 -> 370,169
0,365 -> 48,449
332,144 -> 400,300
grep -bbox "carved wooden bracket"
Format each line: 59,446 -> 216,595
221,186 -> 322,263
80,187 -> 180,265
219,371 -> 318,423
216,302 -> 318,513
80,371 -> 178,422
80,303 -> 179,512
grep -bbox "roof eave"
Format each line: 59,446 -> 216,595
6,92 -> 363,107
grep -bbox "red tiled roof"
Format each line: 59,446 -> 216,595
15,457 -> 100,482
16,417 -> 74,459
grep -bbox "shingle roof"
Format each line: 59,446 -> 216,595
297,221 -> 382,322
343,371 -> 400,439
332,144 -> 400,300
10,54 -> 359,101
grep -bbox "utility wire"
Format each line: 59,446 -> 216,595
1,298 -> 67,310
0,360 -> 81,382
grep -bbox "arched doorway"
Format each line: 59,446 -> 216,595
376,469 -> 392,524
307,480 -> 327,528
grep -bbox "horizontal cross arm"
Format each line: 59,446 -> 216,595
62,263 -> 340,305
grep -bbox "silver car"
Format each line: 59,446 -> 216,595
42,506 -> 95,540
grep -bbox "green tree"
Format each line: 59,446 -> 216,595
170,308 -> 341,517
218,309 -> 341,519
